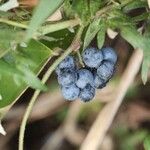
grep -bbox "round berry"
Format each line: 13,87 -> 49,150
57,68 -> 77,86
82,47 -> 103,68
76,69 -> 94,89
61,84 -> 80,101
101,47 -> 117,64
79,84 -> 95,102
97,61 -> 115,82
55,56 -> 75,75
94,74 -> 107,89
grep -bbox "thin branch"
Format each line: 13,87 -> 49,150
77,51 -> 85,67
80,49 -> 143,150
41,127 -> 65,150
0,18 -> 80,36
5,91 -> 64,121
39,18 -> 80,35
148,0 -> 150,8
18,26 -> 84,150
0,18 -> 28,29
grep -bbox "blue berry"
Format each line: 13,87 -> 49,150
79,84 -> 95,102
97,61 -> 115,82
82,47 -> 103,68
94,74 -> 107,89
55,56 -> 75,75
57,68 -> 77,86
101,47 -> 117,64
76,69 -> 94,89
61,84 -> 80,101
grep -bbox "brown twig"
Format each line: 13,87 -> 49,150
41,101 -> 85,150
5,90 -> 65,121
40,127 -> 65,150
80,49 -> 143,150
63,101 -> 86,145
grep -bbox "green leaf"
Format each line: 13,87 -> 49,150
97,22 -> 106,49
107,10 -> 134,30
0,10 -> 13,18
83,18 -> 101,49
89,0 -> 102,17
121,26 -> 150,84
65,0 -> 103,22
25,0 -> 64,41
144,135 -> 150,150
17,64 -> 47,91
0,39 -> 53,108
0,29 -> 24,58
123,0 -> 147,12
42,28 -> 76,50
132,12 -> 150,22
72,0 -> 90,24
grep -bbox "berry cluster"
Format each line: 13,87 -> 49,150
55,47 -> 117,102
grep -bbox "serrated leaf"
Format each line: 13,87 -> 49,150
25,0 -> 64,41
84,18 -> 101,49
121,26 -> 150,84
97,22 -> 106,49
108,10 -> 134,29
0,39 -> 53,108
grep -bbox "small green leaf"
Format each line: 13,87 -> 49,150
144,135 -> 150,150
0,39 -> 53,108
25,0 -> 64,41
132,13 -> 150,22
72,0 -> 90,24
121,26 -> 150,84
108,10 -> 134,29
97,22 -> 106,49
84,18 -> 101,49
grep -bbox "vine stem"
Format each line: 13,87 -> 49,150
0,18 -> 80,35
95,0 -> 134,19
39,19 -> 81,35
18,26 -> 84,150
77,51 -> 85,67
0,18 -> 28,29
